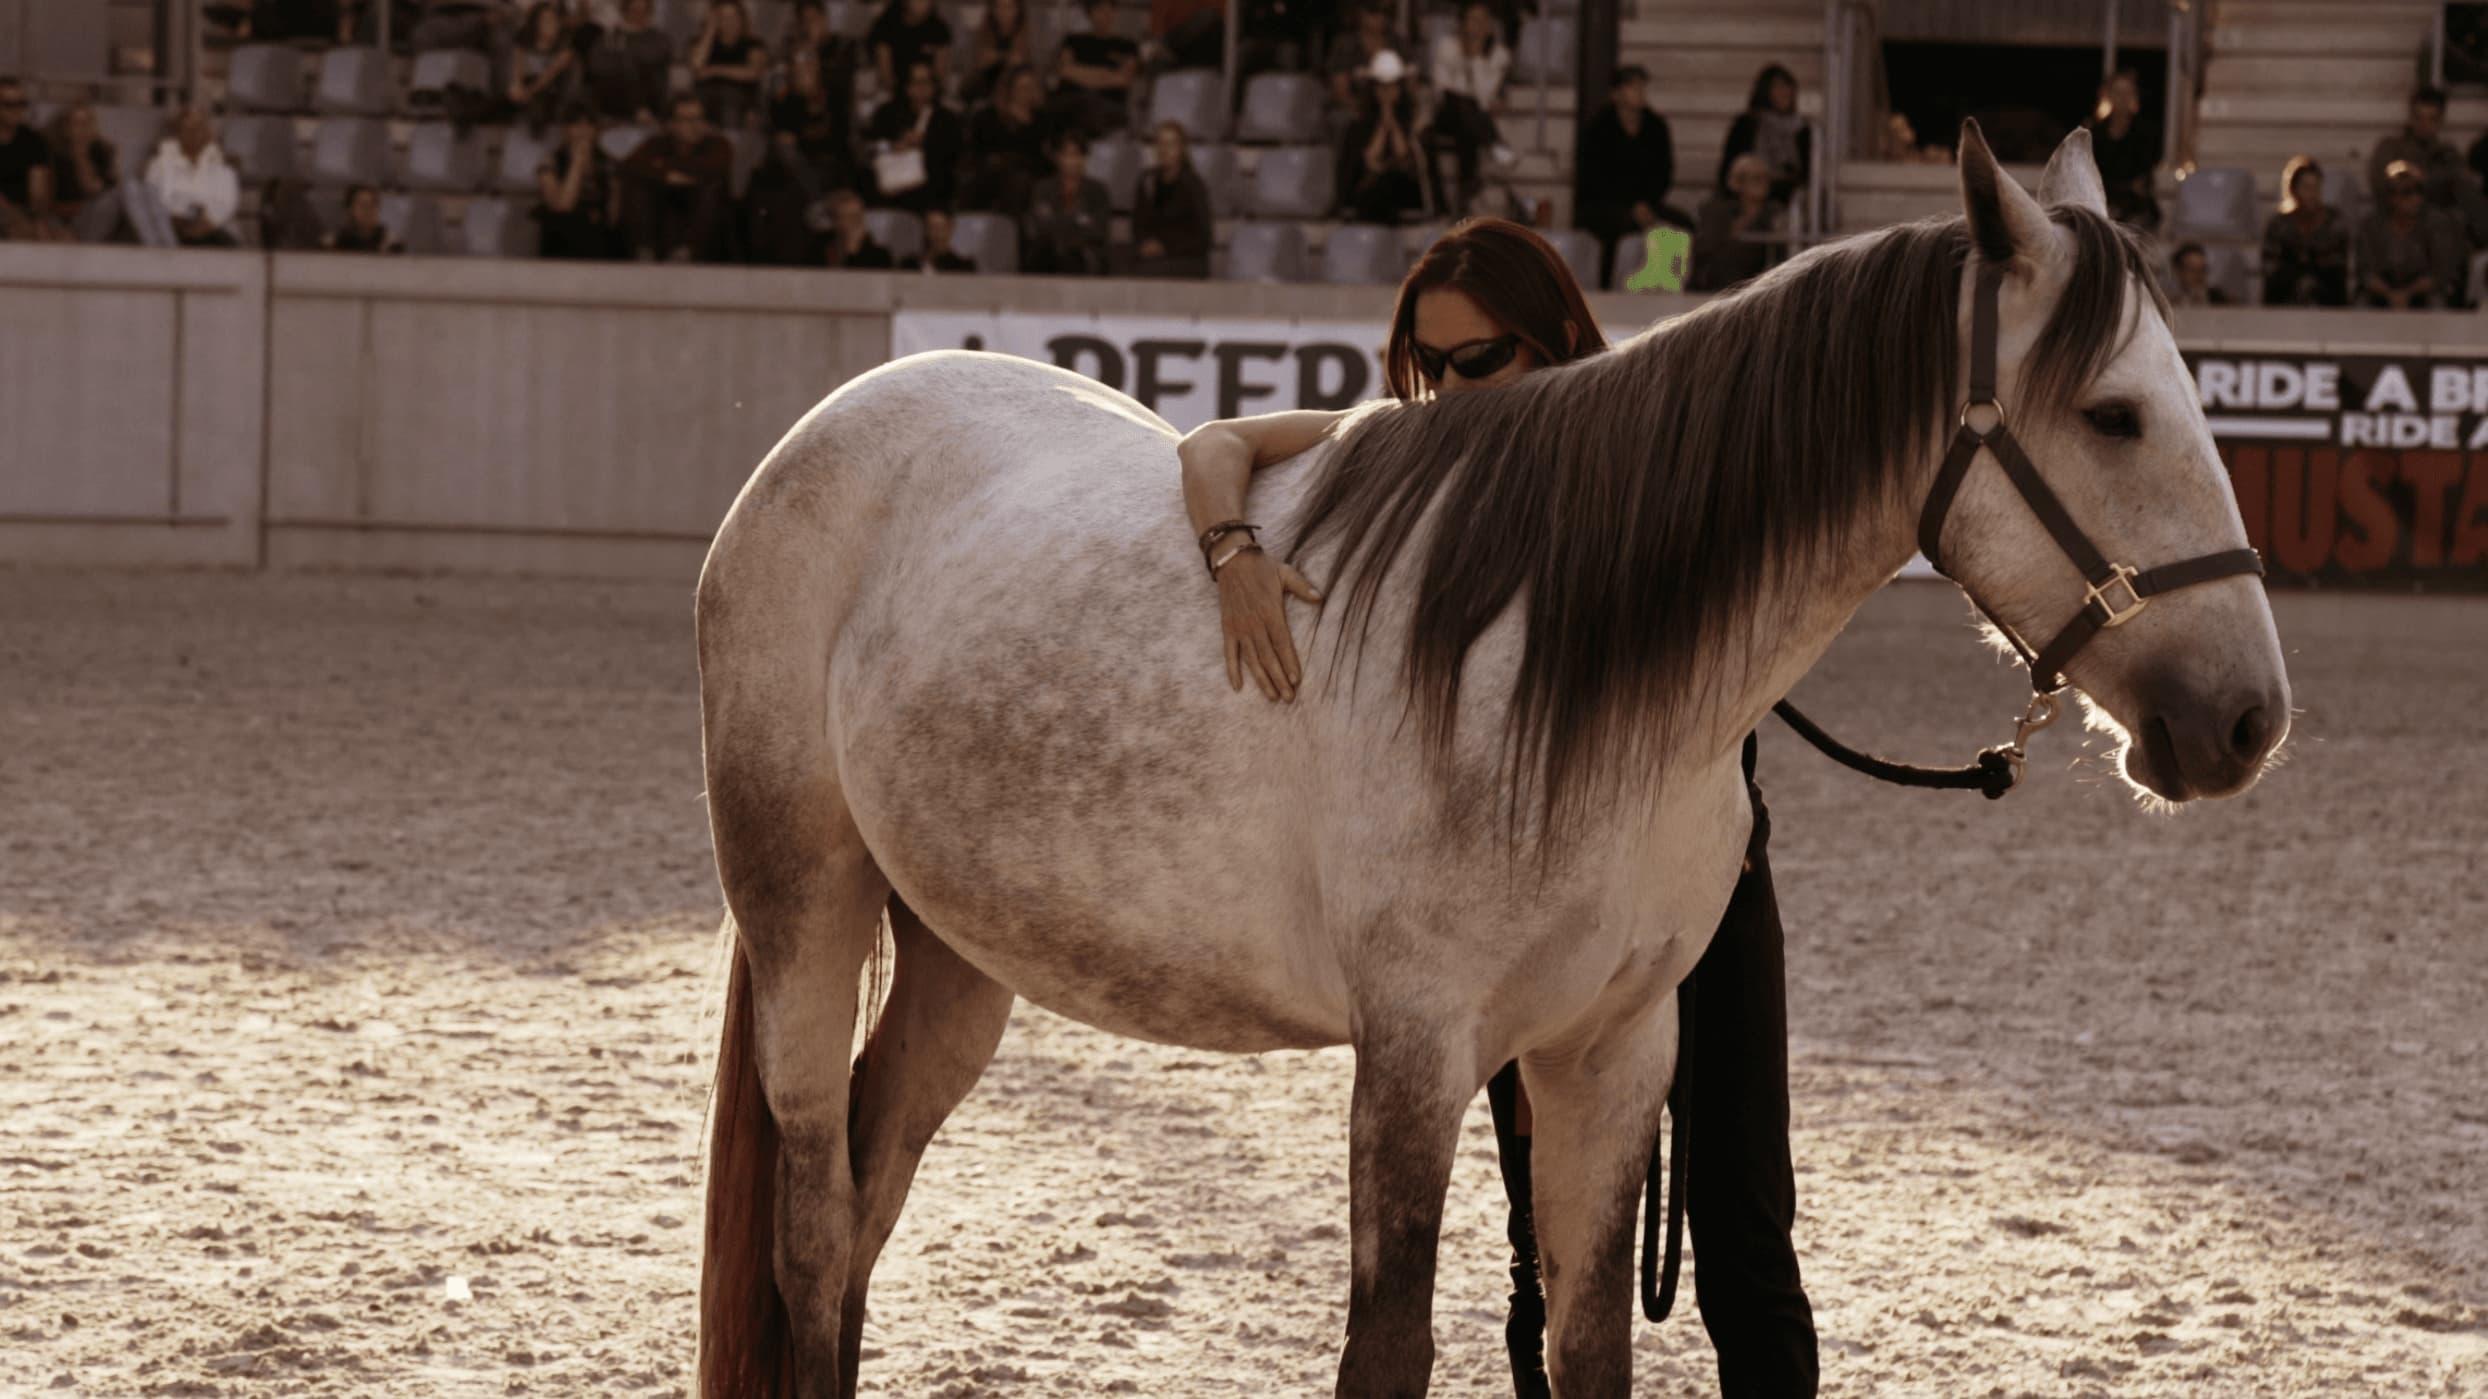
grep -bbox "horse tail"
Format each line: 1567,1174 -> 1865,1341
697,914 -> 793,1398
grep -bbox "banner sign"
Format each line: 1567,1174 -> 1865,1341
2191,350 -> 2488,590
891,309 -> 1388,434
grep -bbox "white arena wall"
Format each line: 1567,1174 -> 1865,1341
8,243 -> 2488,582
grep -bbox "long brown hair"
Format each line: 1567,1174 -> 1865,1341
1294,208 -> 2166,850
1382,218 -> 1606,400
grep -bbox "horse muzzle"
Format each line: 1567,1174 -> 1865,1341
2123,677 -> 2291,801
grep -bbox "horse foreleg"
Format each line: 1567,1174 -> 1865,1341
833,896 -> 1015,1398
1336,1017 -> 1478,1399
1520,992 -> 1676,1399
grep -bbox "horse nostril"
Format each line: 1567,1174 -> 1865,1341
2228,704 -> 2272,762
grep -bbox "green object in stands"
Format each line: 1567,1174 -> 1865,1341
1626,226 -> 1690,293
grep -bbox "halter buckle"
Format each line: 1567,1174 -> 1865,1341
2084,564 -> 2149,627
1998,691 -> 2062,783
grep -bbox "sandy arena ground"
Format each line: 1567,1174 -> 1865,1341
1,569 -> 2482,1398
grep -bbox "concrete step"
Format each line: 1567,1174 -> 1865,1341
1634,0 -> 1820,13
2193,127 -> 2377,168
2198,92 -> 2488,127
1833,161 -> 2049,234
2205,20 -> 2428,57
2213,0 -> 2440,20
1636,46 -> 1825,92
2201,54 -> 2423,95
1621,15 -> 1819,49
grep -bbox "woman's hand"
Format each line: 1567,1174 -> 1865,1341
1216,549 -> 1323,701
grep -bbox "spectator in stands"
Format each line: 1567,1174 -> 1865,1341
0,76 -> 60,242
2085,68 -> 2159,231
787,0 -> 863,119
1717,63 -> 1808,205
1575,64 -> 1688,289
2165,242 -> 2226,307
2262,156 -> 2349,307
2373,85 -> 2488,246
769,45 -> 857,198
865,58 -> 965,213
412,0 -> 510,54
1152,0 -> 1226,72
205,0 -> 343,43
259,178 -> 328,249
1338,50 -> 1423,225
964,0 -> 1032,106
45,102 -> 121,241
821,187 -> 896,267
1325,1 -> 1407,114
143,106 -> 242,248
1689,151 -> 1781,293
584,0 -> 674,123
1023,130 -> 1112,274
323,184 -> 404,252
1133,119 -> 1211,277
964,63 -> 1053,215
692,2 -> 770,129
622,92 -> 734,261
2357,161 -> 2467,310
1051,0 -> 1140,139
537,103 -> 620,257
1423,0 -> 1515,217
905,205 -> 979,270
507,3 -> 583,132
869,0 -> 955,95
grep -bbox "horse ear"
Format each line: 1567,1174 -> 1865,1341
1957,118 -> 2052,265
2038,127 -> 2110,215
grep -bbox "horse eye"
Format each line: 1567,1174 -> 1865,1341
2083,403 -> 2142,439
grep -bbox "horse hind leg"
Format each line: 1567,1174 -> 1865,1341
1336,1015 -> 1481,1398
832,895 -> 1015,1398
698,756 -> 891,1399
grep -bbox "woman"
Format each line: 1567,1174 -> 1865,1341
963,63 -> 1052,215
690,0 -> 769,129
323,183 -> 402,252
1338,49 -> 1423,225
1423,0 -> 1513,216
768,43 -> 855,197
2262,156 -> 2350,307
2357,160 -> 2467,309
1173,218 -> 1819,1399
1022,129 -> 1111,274
535,103 -> 620,258
506,2 -> 582,132
963,0 -> 1030,106
1133,119 -> 1212,278
2086,69 -> 2159,231
44,102 -> 119,240
864,57 -> 964,213
1717,63 -> 1809,206
1690,152 -> 1783,293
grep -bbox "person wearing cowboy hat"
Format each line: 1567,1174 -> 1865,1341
1338,47 -> 1424,223
2356,159 -> 2469,309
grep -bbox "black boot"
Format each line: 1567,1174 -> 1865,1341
1488,1063 -> 1552,1399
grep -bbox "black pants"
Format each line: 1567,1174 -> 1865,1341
1490,733 -> 1818,1398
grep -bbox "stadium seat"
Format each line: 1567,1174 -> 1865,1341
379,192 -> 447,255
459,196 -> 541,257
2319,163 -> 2367,225
227,44 -> 307,113
402,123 -> 489,191
1510,16 -> 1575,86
949,211 -> 1019,272
1088,131 -> 1142,212
308,117 -> 392,187
723,128 -> 765,196
2171,165 -> 2256,242
865,208 -> 924,260
2202,243 -> 2258,306
314,46 -> 394,116
1235,73 -> 1324,145
1189,142 -> 1241,219
1610,227 -> 1649,289
1247,145 -> 1333,219
1148,69 -> 1227,144
1320,223 -> 1404,285
220,114 -> 300,182
496,124 -> 558,193
601,125 -> 656,163
1545,227 -> 1601,290
409,49 -> 493,112
96,106 -> 168,172
1224,220 -> 1306,282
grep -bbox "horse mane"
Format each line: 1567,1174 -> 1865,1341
1288,206 -> 2167,843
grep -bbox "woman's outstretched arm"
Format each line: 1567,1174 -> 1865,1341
1176,410 -> 1342,702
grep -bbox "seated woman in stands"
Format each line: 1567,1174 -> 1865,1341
1422,0 -> 1514,216
1337,50 -> 1424,225
1688,152 -> 1783,293
2261,156 -> 2350,307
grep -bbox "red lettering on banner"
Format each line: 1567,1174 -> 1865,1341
2226,446 -> 2271,556
2402,451 -> 2463,566
2270,448 -> 2336,574
2335,450 -> 2400,571
2453,456 -> 2488,567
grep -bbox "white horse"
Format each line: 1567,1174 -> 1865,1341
691,126 -> 2290,1398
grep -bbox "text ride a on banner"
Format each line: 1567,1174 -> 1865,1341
2189,351 -> 2488,590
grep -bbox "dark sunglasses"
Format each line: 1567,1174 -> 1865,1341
1413,333 -> 1522,383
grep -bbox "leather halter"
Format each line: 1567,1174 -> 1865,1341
1918,261 -> 2265,715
